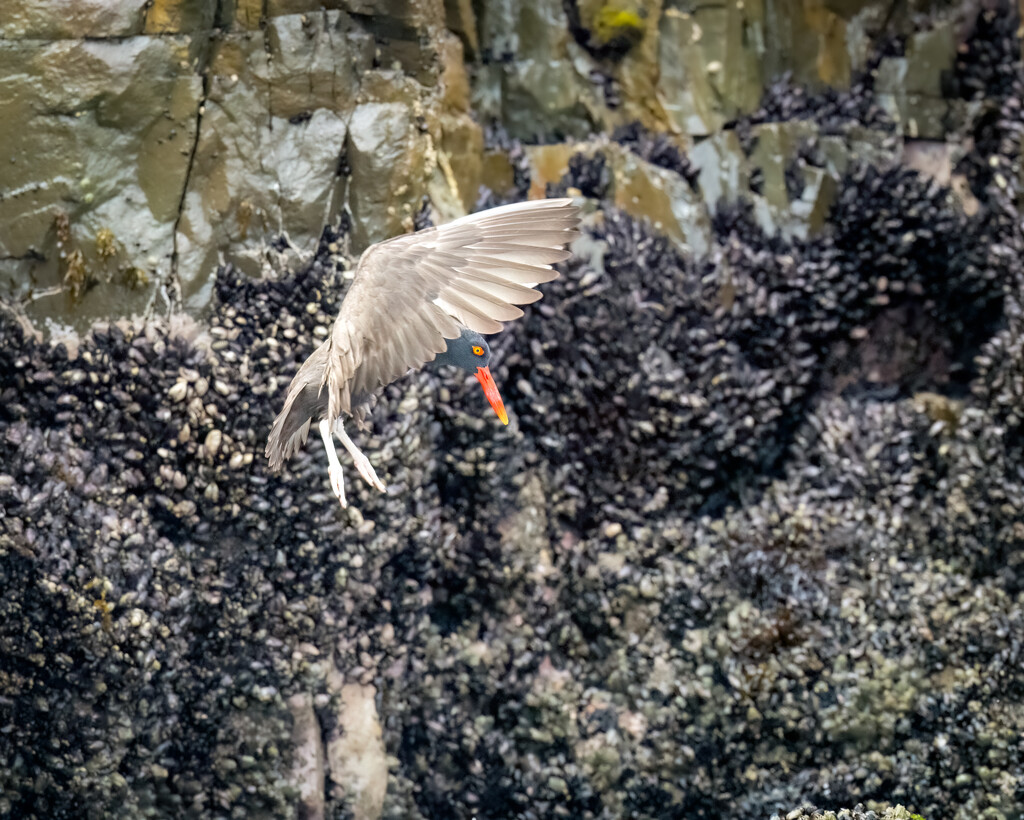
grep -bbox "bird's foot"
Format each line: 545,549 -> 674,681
351,450 -> 386,493
333,418 -> 387,494
319,418 -> 348,508
328,463 -> 347,508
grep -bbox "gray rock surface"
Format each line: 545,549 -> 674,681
0,34 -> 201,324
1,0 -> 997,331
0,0 -> 478,330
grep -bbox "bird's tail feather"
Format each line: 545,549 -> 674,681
265,341 -> 331,471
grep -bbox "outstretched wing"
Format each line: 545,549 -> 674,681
324,197 -> 581,422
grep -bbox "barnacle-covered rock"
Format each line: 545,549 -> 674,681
2,4 -> 1024,818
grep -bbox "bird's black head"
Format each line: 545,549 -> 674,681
432,328 -> 508,425
433,328 -> 491,373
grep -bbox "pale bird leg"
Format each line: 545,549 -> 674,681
333,418 -> 387,493
319,419 -> 347,508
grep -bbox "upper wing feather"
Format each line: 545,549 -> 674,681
325,197 -> 580,421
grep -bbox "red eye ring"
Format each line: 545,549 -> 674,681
472,345 -> 484,356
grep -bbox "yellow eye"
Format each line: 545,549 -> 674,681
472,345 -> 484,356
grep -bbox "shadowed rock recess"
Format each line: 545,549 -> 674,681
3,6 -> 1024,820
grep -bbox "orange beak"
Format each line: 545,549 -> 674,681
475,366 -> 509,425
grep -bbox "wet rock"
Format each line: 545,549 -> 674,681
0,35 -> 201,326
0,2 -> 473,329
775,806 -> 931,820
658,1 -> 763,135
288,693 -> 326,820
347,101 -> 431,250
533,140 -> 712,254
180,13 -> 354,297
1,0 -> 145,38
326,681 -> 388,820
876,20 -> 965,139
444,0 -> 479,58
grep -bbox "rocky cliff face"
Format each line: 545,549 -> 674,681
3,0 -> 1015,327
2,2 -> 1023,819
1,0 -> 481,327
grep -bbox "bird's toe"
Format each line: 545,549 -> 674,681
353,454 -> 385,492
328,466 -> 347,508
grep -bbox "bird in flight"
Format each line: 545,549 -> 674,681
265,197 -> 581,507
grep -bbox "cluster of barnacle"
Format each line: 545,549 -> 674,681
504,149 -> 1006,527
545,151 -> 613,201
736,67 -> 896,139
612,121 -> 701,190
953,1 -> 1021,100
783,137 -> 827,201
413,20 -> 1024,816
478,121 -> 533,208
0,244 -> 459,817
